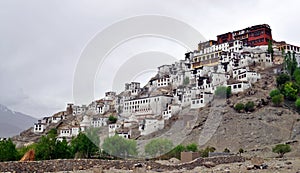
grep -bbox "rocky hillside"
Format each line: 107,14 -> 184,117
183,68 -> 300,157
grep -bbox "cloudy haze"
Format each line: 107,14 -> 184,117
0,0 -> 299,118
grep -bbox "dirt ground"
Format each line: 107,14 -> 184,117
54,157 -> 300,173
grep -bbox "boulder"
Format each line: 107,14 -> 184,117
19,149 -> 35,161
202,161 -> 216,168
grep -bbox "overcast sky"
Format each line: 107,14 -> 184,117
1,0 -> 299,118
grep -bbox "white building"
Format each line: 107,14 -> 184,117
108,123 -> 122,137
156,75 -> 171,88
162,104 -> 181,120
122,95 -> 173,116
227,82 -> 251,93
190,92 -> 213,109
116,127 -> 131,139
51,112 -> 65,124
91,116 -> 108,127
57,125 -> 80,141
236,71 -> 261,83
73,105 -> 87,115
33,121 -> 46,133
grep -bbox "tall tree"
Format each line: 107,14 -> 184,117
0,139 -> 18,161
71,132 -> 99,158
267,40 -> 274,62
35,129 -> 57,160
102,135 -> 137,158
145,138 -> 173,158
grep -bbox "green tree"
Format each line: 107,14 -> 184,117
0,139 -> 18,161
71,132 -> 99,158
186,143 -> 198,152
293,68 -> 300,83
272,144 -> 291,158
199,146 -> 216,157
35,136 -> 55,160
145,138 -> 173,158
295,98 -> 300,110
223,148 -> 230,153
269,89 -> 281,97
267,40 -> 274,62
102,135 -> 137,158
54,139 -> 72,159
17,143 -> 37,160
238,148 -> 244,156
167,144 -> 186,159
272,94 -> 284,107
215,86 -> 230,98
35,129 -> 58,160
108,115 -> 117,124
282,82 -> 298,101
226,86 -> 232,98
234,103 -> 245,112
285,51 -> 298,76
276,73 -> 290,87
183,77 -> 190,85
244,101 -> 255,112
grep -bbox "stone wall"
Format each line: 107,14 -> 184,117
0,156 -> 245,173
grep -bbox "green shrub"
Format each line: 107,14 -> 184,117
108,115 -> 118,124
223,148 -> 230,153
295,98 -> 300,110
245,101 -> 255,112
282,82 -> 298,101
186,143 -> 198,152
269,89 -> 281,97
238,148 -> 244,156
276,73 -> 290,86
234,103 -> 245,112
214,86 -> 227,98
272,94 -> 284,107
199,146 -> 216,157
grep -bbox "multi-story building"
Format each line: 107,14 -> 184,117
122,95 -> 173,117
217,24 -> 272,47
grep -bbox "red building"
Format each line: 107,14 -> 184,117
217,32 -> 233,44
217,24 -> 272,47
247,24 -> 272,46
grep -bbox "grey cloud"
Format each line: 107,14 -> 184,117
0,0 -> 299,118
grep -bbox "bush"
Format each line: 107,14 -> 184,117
223,148 -> 230,153
108,115 -> 117,124
269,89 -> 281,97
238,148 -> 244,156
272,144 -> 291,158
145,138 -> 173,158
166,145 -> 186,159
186,143 -> 198,152
234,103 -> 245,112
199,146 -> 216,157
276,73 -> 290,86
282,82 -> 298,101
295,98 -> 300,110
214,86 -> 231,98
272,94 -> 284,107
244,101 -> 255,112
0,139 -> 18,161
226,87 -> 232,98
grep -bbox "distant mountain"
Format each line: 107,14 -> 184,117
0,104 -> 37,138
